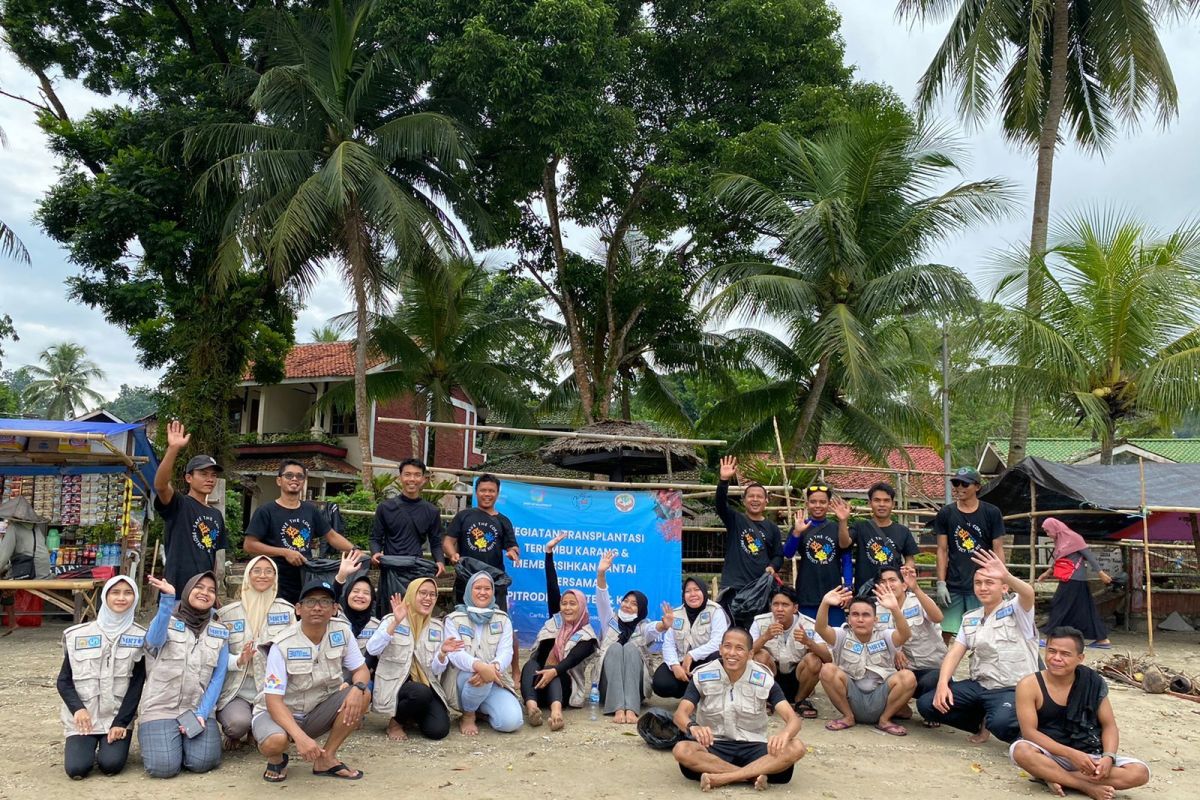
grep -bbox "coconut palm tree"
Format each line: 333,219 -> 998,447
973,209 -> 1200,464
187,0 -> 471,490
310,325 -> 345,343
23,342 -> 106,419
701,108 -> 1012,459
0,126 -> 31,266
896,0 -> 1187,465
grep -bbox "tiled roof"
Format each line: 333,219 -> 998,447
810,443 -> 946,498
989,438 -> 1200,464
233,454 -> 360,477
246,343 -> 388,381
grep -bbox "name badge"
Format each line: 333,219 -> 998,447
696,670 -> 720,683
845,640 -> 864,655
866,639 -> 888,655
748,670 -> 766,687
207,625 -> 229,639
169,619 -> 186,633
118,634 -> 144,648
267,612 -> 291,626
569,632 -> 582,643
699,611 -> 711,624
489,621 -> 503,635
963,617 -> 980,628
329,630 -> 346,647
396,624 -> 411,637
608,618 -> 619,632
805,628 -> 817,640
458,624 -> 475,638
428,628 -> 442,642
360,627 -> 377,639
903,605 -> 921,619
75,635 -> 102,650
287,647 -> 312,660
995,605 -> 1014,621
230,620 -> 246,633
878,612 -> 892,625
672,618 -> 684,631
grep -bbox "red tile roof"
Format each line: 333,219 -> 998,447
233,454 -> 360,477
753,443 -> 946,499
246,342 -> 388,381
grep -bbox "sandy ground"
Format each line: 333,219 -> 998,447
1,624 -> 1198,800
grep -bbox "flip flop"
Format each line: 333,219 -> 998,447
875,721 -> 908,736
824,719 -> 853,732
795,699 -> 818,719
313,762 -> 363,780
262,753 -> 288,783
1087,642 -> 1112,649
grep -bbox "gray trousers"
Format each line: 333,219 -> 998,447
600,642 -> 647,714
216,697 -> 253,740
138,717 -> 222,778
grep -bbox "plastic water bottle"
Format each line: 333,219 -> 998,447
588,682 -> 600,721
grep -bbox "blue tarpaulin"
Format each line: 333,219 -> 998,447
0,418 -> 159,498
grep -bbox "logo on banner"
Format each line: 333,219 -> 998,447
529,488 -> 545,503
572,493 -> 592,512
614,493 -> 635,513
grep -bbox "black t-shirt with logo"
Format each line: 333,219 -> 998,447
932,501 -> 1006,595
245,500 -> 332,603
715,481 -> 783,591
154,492 -> 228,593
849,519 -> 918,591
794,522 -> 845,606
445,507 -> 516,571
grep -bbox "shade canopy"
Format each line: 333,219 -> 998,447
539,420 -> 701,482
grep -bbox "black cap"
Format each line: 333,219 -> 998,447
184,454 -> 224,474
298,578 -> 337,602
952,466 -> 981,485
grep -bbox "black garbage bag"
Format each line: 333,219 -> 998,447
301,557 -> 341,588
729,572 -> 777,627
637,707 -> 684,750
455,556 -> 513,590
378,555 -> 438,602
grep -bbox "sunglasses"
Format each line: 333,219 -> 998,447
279,472 -> 305,481
950,479 -> 974,488
806,484 -> 830,494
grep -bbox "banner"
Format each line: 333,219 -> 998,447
494,481 -> 683,646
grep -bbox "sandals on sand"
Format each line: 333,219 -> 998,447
794,699 -> 818,719
875,721 -> 908,736
262,753 -> 288,783
313,762 -> 363,780
824,719 -> 853,732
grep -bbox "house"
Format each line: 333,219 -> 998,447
978,438 -> 1200,474
234,342 -> 486,511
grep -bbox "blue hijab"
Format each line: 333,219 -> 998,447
456,571 -> 497,625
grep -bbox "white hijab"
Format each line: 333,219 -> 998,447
96,575 -> 139,641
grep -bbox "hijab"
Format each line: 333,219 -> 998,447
1045,517 -> 1089,558
402,577 -> 437,686
456,571 -> 497,626
550,589 -> 590,663
96,575 -> 139,641
175,571 -> 216,636
616,590 -> 648,645
341,572 -> 375,637
682,577 -> 709,625
239,555 -> 278,639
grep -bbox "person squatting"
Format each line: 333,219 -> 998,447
53,456 -> 1149,795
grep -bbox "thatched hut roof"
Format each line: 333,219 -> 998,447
538,419 -> 701,479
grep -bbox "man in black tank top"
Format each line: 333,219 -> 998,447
1009,627 -> 1149,799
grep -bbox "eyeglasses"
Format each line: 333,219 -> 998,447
950,480 -> 971,488
299,598 -> 334,609
415,589 -> 438,600
280,472 -> 305,481
248,569 -> 275,577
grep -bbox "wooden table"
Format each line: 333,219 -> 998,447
0,579 -> 103,627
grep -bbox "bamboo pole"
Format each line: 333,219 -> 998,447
1029,479 -> 1038,583
375,417 -> 727,447
778,461 -> 995,479
772,417 -> 797,584
367,462 -> 792,492
1140,458 -> 1154,655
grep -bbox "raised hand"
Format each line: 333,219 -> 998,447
719,455 -> 738,481
165,420 -> 191,450
545,533 -> 569,553
389,592 -> 407,622
874,584 -> 900,612
597,550 -> 616,574
660,601 -> 675,630
829,496 -> 852,522
901,564 -> 919,591
237,639 -> 255,668
147,575 -> 176,597
337,548 -> 366,582
441,637 -> 466,656
822,586 -> 852,609
970,549 -> 1010,583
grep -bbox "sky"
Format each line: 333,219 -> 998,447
1,5 -> 1198,402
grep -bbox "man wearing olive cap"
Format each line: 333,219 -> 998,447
153,420 -> 228,594
931,467 -> 1006,642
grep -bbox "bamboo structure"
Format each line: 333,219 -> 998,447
375,416 -> 727,447
772,417 -> 798,583
366,462 -> 791,493
1140,459 -> 1155,655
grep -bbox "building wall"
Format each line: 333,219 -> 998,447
259,384 -> 318,434
372,393 -> 485,470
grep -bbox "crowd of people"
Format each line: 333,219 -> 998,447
51,425 -> 1148,796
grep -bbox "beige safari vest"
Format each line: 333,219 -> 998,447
670,600 -> 722,654
693,661 -> 775,743
355,616 -> 381,655
596,617 -> 659,696
833,625 -> 895,682
370,614 -> 416,715
407,617 -> 451,709
535,614 -> 598,707
140,615 -> 228,723
59,621 -> 147,736
216,598 -> 295,710
961,597 -> 1040,690
440,610 -> 518,711
752,611 -> 817,670
875,593 -> 946,670
255,618 -> 354,716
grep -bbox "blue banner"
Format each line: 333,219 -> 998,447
494,481 -> 683,646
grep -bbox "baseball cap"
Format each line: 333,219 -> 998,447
951,467 -> 981,485
184,455 -> 224,474
298,579 -> 338,602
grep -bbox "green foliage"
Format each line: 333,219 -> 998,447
234,431 -> 343,447
309,325 -> 345,343
479,271 -> 557,398
0,316 -> 16,373
326,489 -> 377,549
224,490 -> 244,553
106,384 -> 159,422
21,341 -> 106,419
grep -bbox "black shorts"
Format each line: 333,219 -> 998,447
679,740 -> 795,784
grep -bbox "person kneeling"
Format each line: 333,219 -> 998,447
672,628 -> 807,791
1009,627 -> 1149,800
254,579 -> 368,782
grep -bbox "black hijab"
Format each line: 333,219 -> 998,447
617,590 -> 648,645
682,577 -> 710,625
341,572 -> 375,637
175,571 -> 216,636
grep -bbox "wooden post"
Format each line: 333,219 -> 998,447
1139,458 -> 1154,655
772,417 -> 795,584
1029,479 -> 1037,583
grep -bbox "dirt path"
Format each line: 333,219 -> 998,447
2,626 -> 1197,799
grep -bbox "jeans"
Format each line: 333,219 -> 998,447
455,672 -> 523,731
916,680 -> 1020,742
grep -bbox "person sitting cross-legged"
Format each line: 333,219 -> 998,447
1009,627 -> 1150,800
671,628 -> 808,791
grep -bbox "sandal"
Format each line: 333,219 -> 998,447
795,699 -> 818,719
875,721 -> 908,736
262,753 -> 288,783
313,762 -> 363,780
824,719 -> 854,731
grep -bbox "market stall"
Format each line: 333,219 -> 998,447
0,418 -> 158,626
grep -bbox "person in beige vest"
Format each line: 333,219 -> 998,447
595,549 -> 662,723
917,549 -> 1038,744
139,572 -> 228,778
56,575 -> 147,779
216,555 -> 295,750
672,628 -> 808,791
253,579 -> 370,782
816,586 -> 915,735
750,584 -> 829,719
874,565 -> 947,699
653,577 -> 729,699
441,571 -> 524,734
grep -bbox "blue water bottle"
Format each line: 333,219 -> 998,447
589,682 -> 600,721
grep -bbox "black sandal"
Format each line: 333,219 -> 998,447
262,753 -> 288,783
795,699 -> 818,719
314,762 -> 364,780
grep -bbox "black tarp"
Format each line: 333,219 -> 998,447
978,457 -> 1200,539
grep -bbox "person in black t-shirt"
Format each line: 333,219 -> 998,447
369,458 -> 445,574
933,467 -> 1006,640
442,474 -> 519,608
785,485 -> 847,625
243,459 -> 357,603
837,482 -> 918,593
715,456 -> 783,592
152,421 -> 228,593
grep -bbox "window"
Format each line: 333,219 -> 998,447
330,407 -> 357,435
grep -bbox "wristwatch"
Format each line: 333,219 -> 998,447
1101,752 -> 1117,760
352,681 -> 368,693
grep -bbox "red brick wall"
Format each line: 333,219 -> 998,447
372,391 -> 485,469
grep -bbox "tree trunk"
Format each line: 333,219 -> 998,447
789,355 -> 831,460
410,393 -> 427,464
620,374 -> 632,422
1008,0 -> 1071,466
1100,419 -> 1116,466
352,271 -> 373,491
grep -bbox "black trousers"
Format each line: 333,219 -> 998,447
651,652 -> 721,699
64,733 -> 132,779
520,659 -> 573,707
392,682 -> 450,740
